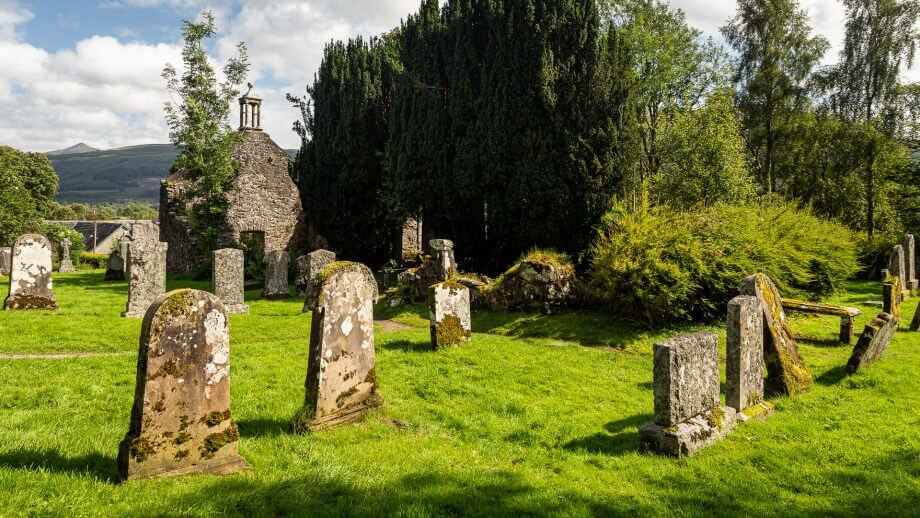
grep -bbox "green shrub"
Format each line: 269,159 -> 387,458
81,253 -> 109,270
590,198 -> 860,324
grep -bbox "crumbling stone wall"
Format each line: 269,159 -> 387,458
160,130 -> 307,274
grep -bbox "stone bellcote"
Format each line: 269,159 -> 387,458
239,83 -> 262,131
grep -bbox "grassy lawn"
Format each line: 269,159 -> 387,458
0,270 -> 918,516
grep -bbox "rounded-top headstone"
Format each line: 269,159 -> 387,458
4,234 -> 58,310
292,261 -> 382,432
117,289 -> 245,480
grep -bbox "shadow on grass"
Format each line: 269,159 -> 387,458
0,449 -> 117,483
168,469 -> 650,515
236,417 -> 290,438
816,365 -> 848,386
54,273 -> 125,294
377,339 -> 432,353
562,413 -> 652,457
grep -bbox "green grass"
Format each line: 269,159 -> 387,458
0,271 -> 918,516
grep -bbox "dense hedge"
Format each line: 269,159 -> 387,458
590,199 -> 860,324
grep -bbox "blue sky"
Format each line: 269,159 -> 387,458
0,0 -> 913,153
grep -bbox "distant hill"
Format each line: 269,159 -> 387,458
48,143 -> 299,204
47,143 -> 100,156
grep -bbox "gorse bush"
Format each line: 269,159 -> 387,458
590,198 -> 859,324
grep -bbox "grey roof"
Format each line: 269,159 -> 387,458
69,222 -> 128,251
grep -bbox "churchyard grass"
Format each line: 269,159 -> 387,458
0,270 -> 917,515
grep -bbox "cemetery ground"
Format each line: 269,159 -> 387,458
0,271 -> 917,516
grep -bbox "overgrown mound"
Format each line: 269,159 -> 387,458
590,200 -> 860,324
478,250 -> 578,312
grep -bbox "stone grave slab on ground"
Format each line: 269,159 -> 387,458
903,234 -> 917,293
301,249 -> 336,313
4,234 -> 58,310
213,249 -> 249,315
726,296 -> 774,421
740,273 -> 813,395
261,250 -> 291,299
781,299 -> 861,345
291,262 -> 383,432
638,332 -> 736,457
105,249 -> 126,281
117,289 -> 246,480
123,242 -> 168,318
429,280 -> 472,349
846,312 -> 898,374
0,247 -> 11,276
58,238 -> 75,272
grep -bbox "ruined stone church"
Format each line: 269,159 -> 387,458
159,84 -> 307,273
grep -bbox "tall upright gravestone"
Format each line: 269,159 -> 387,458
291,262 -> 383,432
58,238 -> 75,273
301,249 -> 336,313
0,247 -> 12,277
740,273 -> 812,395
889,245 -> 907,295
638,332 -> 736,457
118,289 -> 246,480
429,239 -> 458,282
903,234 -> 917,293
4,234 -> 58,310
726,296 -> 773,420
123,241 -> 168,318
261,250 -> 290,299
430,280 -> 472,349
213,249 -> 249,315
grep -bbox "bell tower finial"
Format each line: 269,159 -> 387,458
239,82 -> 262,131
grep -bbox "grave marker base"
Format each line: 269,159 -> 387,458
639,406 -> 737,457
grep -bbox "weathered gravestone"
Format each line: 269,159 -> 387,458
213,249 -> 249,315
294,255 -> 310,297
105,249 -> 126,281
430,280 -> 472,349
430,239 -> 458,282
117,289 -> 246,480
740,273 -> 813,395
638,332 -> 736,457
122,241 -> 168,318
300,249 -> 336,313
291,262 -> 383,432
261,250 -> 290,299
903,234 -> 917,293
0,247 -> 11,277
846,312 -> 898,374
889,245 -> 907,296
58,238 -> 75,273
401,218 -> 423,261
4,234 -> 58,310
726,296 -> 773,421
883,274 -> 903,319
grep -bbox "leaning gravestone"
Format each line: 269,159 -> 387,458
291,262 -> 383,432
301,249 -> 336,313
58,238 -> 75,273
740,273 -> 813,395
0,247 -> 11,277
726,296 -> 773,421
122,241 -> 168,318
4,234 -> 58,310
261,250 -> 290,299
638,332 -> 736,457
105,249 -> 125,281
430,239 -> 458,282
213,249 -> 249,315
903,234 -> 917,293
429,280 -> 472,349
847,312 -> 898,374
117,289 -> 246,480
